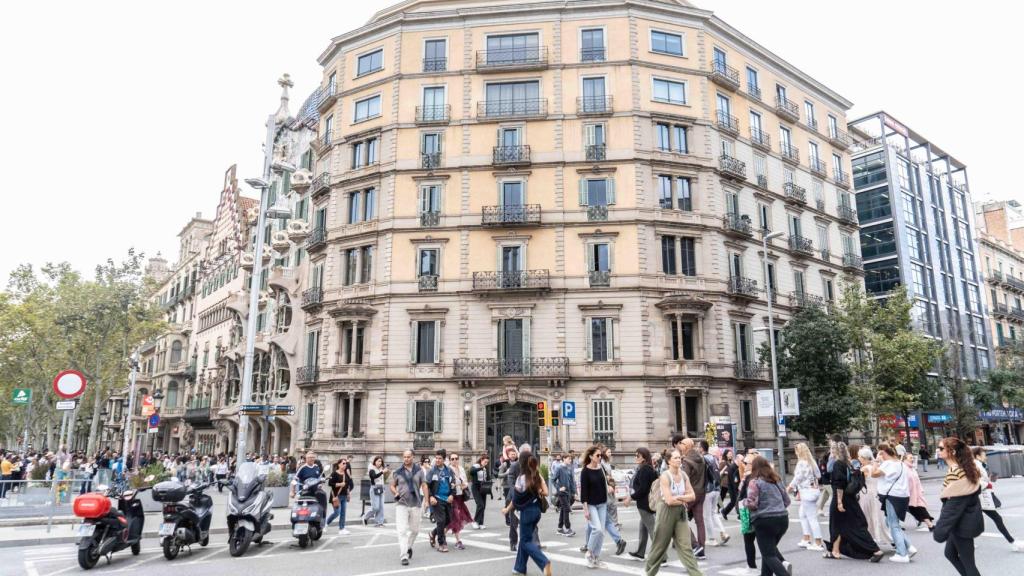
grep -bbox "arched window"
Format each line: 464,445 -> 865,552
275,292 -> 292,334
166,381 -> 179,408
170,341 -> 183,364
253,351 -> 271,402
273,347 -> 290,398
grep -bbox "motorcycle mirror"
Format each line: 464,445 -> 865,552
144,475 -> 156,482
95,484 -> 109,492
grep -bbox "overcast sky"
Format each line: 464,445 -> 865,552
2,0 -> 1019,282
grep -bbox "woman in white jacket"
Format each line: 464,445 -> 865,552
787,442 -> 824,551
972,447 -> 1024,552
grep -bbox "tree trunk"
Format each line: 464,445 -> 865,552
902,409 -> 913,450
45,411 -> 53,450
87,380 -> 104,454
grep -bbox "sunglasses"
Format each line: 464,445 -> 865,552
938,446 -> 946,451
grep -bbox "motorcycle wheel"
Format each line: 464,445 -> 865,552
162,538 -> 180,560
229,528 -> 252,557
298,535 -> 309,549
132,542 -> 141,556
200,534 -> 209,547
78,544 -> 99,570
311,525 -> 322,541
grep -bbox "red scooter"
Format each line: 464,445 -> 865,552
72,476 -> 154,569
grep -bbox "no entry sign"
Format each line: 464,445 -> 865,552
53,370 -> 87,399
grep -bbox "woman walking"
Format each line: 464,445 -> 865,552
362,456 -> 388,527
720,450 -> 740,521
644,449 -> 703,576
905,453 -> 935,531
735,453 -> 759,576
787,442 -> 824,551
580,446 -> 618,569
823,442 -> 883,562
933,437 -> 984,576
445,452 -> 473,549
626,448 -> 659,561
511,453 -> 552,576
469,454 -> 491,530
745,456 -> 791,576
871,444 -> 915,563
327,459 -> 354,535
973,447 -> 1024,551
856,447 -> 892,547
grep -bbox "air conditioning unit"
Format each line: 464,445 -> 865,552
287,219 -> 310,242
271,230 -> 291,254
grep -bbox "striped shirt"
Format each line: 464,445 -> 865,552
942,465 -> 965,489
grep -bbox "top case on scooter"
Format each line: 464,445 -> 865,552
73,494 -> 111,519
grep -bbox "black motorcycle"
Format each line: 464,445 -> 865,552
154,479 -> 214,559
290,477 -> 326,548
72,476 -> 153,570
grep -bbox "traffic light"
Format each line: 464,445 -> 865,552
551,407 -> 560,427
536,401 -> 547,427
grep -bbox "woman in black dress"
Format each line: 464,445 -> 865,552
824,442 -> 884,562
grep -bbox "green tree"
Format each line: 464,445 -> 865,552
759,304 -> 855,453
972,367 -> 1024,443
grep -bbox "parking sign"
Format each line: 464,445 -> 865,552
562,400 -> 576,425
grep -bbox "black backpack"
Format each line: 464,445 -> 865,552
703,455 -> 720,493
846,461 -> 865,496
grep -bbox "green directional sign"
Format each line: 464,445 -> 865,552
12,388 -> 31,405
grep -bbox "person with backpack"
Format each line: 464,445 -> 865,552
644,449 -> 704,576
870,444 -> 916,563
823,442 -> 884,562
699,442 -> 729,546
817,435 -> 841,518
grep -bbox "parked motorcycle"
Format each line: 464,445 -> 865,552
154,479 -> 214,559
290,476 -> 326,548
72,476 -> 154,570
222,462 -> 274,556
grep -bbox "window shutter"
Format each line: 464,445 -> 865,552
607,319 -> 615,361
433,321 -> 441,364
433,400 -> 443,433
579,178 -> 588,206
410,321 -> 419,362
607,178 -> 616,205
585,318 -> 593,361
282,171 -> 292,195
406,400 -> 415,432
586,243 -> 594,272
522,317 -> 531,360
585,124 -> 595,146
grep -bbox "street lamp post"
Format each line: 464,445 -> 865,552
151,389 -> 164,454
760,229 -> 787,482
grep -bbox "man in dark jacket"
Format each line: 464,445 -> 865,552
674,435 -> 707,560
552,453 -> 577,536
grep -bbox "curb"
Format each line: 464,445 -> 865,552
0,521 -> 295,549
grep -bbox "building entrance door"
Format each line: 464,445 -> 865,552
486,402 -> 539,464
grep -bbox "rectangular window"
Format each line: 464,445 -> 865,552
740,400 -> 753,433
652,78 -> 686,104
423,39 -> 446,71
669,319 -> 695,360
304,402 -> 317,434
580,28 -> 605,62
348,192 -> 362,223
419,185 -> 441,215
680,237 -> 696,276
817,223 -> 829,252
758,203 -> 770,231
360,246 -> 374,283
357,49 -> 383,76
344,248 -> 358,285
418,248 -> 439,277
592,399 -> 615,436
363,188 -> 376,220
414,321 -> 438,364
657,175 -> 692,210
650,30 -> 684,56
484,81 -> 541,115
590,317 -> 613,362
780,126 -> 792,150
746,67 -> 759,94
828,115 -> 839,138
656,123 -> 670,150
413,400 -> 439,433
661,235 -> 677,275
583,177 -> 611,206
486,33 -> 540,64
672,125 -> 688,153
354,95 -> 381,122
677,177 -> 692,211
823,278 -> 835,302
804,100 -> 815,127
590,243 -> 610,272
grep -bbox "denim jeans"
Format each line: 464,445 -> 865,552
363,489 -> 385,525
514,502 -> 549,573
326,497 -> 348,530
584,501 -> 622,548
586,503 -> 608,558
885,499 -> 910,556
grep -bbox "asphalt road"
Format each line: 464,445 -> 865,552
10,476 -> 1024,576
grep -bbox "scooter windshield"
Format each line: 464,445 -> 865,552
234,462 -> 261,501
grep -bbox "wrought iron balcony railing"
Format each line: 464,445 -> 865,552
757,174 -> 768,188
783,182 -> 806,204
593,433 -> 616,449
416,105 -> 450,124
423,57 -> 447,72
421,152 -> 441,170
1007,276 -> 1024,293
809,157 -> 828,178
788,235 -> 814,255
775,96 -> 799,122
577,96 -> 613,115
722,213 -> 753,236
842,252 -> 863,270
311,172 -> 331,196
305,226 -> 326,251
781,144 -> 800,164
717,111 -> 739,136
453,357 -> 569,378
587,204 -> 609,221
580,47 -> 606,62
790,291 -> 825,309
472,270 -> 550,291
709,61 -> 740,91
837,205 -> 857,224
301,287 -> 323,309
806,118 -> 819,133
478,99 -> 547,119
481,204 -> 541,226
747,85 -> 762,101
829,128 -> 851,150
734,361 -> 767,380
585,144 -> 607,162
420,211 -> 440,227
750,127 -> 771,151
728,275 -> 759,298
418,274 -> 438,292
589,269 -> 611,287
296,365 -> 319,384
476,46 -> 548,70
835,170 -> 850,188
413,432 -> 435,450
719,154 -> 746,179
493,144 -> 531,165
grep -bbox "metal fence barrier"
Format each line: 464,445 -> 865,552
0,476 -> 116,532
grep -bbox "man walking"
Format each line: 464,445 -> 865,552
427,449 -> 455,553
391,450 -> 429,566
552,453 -> 576,536
674,435 -> 708,560
918,445 -> 929,472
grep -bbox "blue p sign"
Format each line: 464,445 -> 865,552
562,401 -> 576,423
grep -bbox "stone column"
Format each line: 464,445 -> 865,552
347,393 -> 356,438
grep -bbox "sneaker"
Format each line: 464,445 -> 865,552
586,553 -> 597,569
580,545 -> 589,553
1013,541 -> 1024,552
408,548 -> 413,559
890,554 -> 911,563
616,539 -> 627,555
706,539 -> 720,547
797,540 -> 810,548
471,522 -> 479,530
362,517 -> 369,526
455,541 -> 465,550
401,558 -> 409,566
564,530 -> 576,537
511,543 -> 517,552
916,525 -> 930,532
806,543 -> 825,552
556,528 -> 566,535
593,559 -> 608,569
782,560 -> 793,576
628,551 -> 645,561
720,533 -> 730,545
478,525 -> 486,530
340,528 -> 351,535
908,545 -> 918,558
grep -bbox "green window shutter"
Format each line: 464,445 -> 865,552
282,171 -> 292,195
579,178 -> 588,206
407,400 -> 416,433
607,178 -> 616,204
433,400 -> 443,433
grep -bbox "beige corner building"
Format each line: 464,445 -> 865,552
301,0 -> 861,467
976,200 -> 1024,352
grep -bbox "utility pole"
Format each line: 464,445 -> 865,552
122,350 -> 139,470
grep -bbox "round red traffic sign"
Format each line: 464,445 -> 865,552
53,370 -> 87,399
